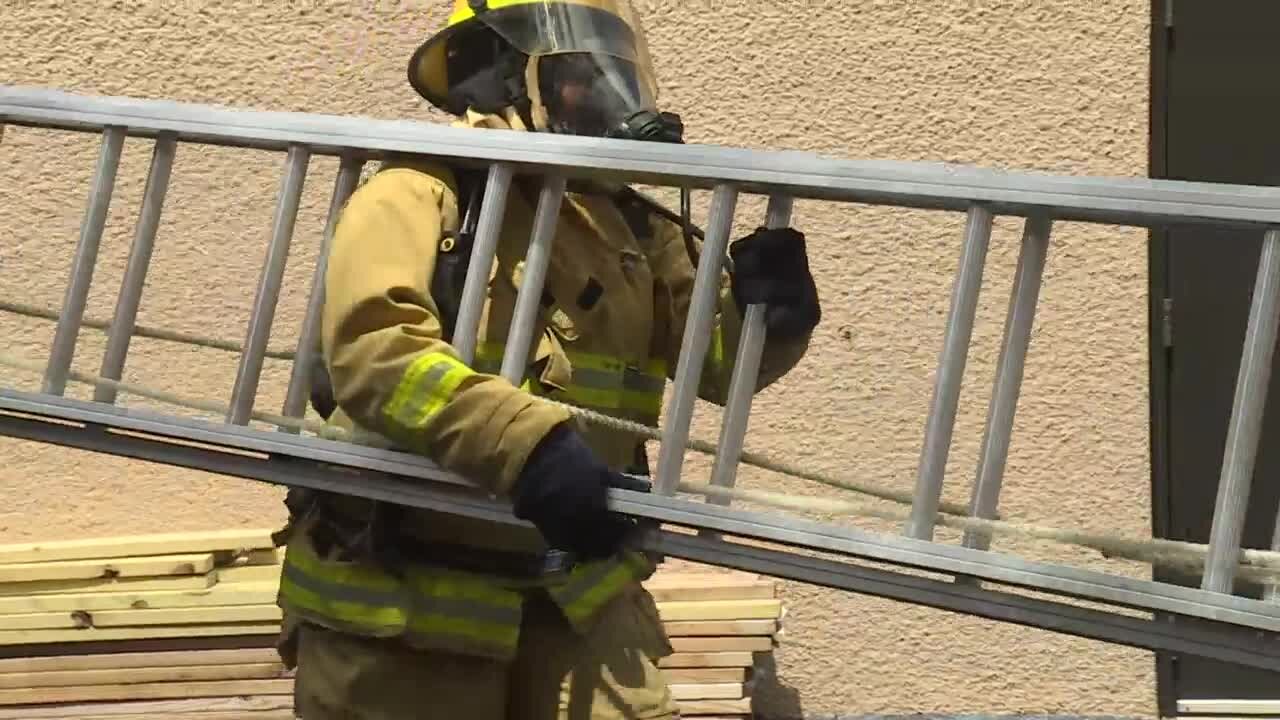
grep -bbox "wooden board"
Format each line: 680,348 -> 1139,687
0,678 -> 294,705
0,634 -> 277,660
0,622 -> 280,646
644,574 -> 774,602
675,698 -> 752,714
214,564 -> 279,584
0,575 -> 215,597
661,668 -> 746,683
662,620 -> 775,637
0,695 -> 294,719
0,530 -> 276,564
0,554 -> 217,584
0,648 -> 281,673
228,549 -> 282,567
658,652 -> 754,669
73,713 -> 295,720
88,605 -> 282,628
0,662 -> 290,688
656,600 -> 782,622
670,636 -> 772,653
74,707 -> 294,712
0,603 -> 281,632
0,582 -> 279,616
669,682 -> 744,700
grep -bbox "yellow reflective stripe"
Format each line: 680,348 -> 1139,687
471,342 -> 665,416
280,541 -> 522,657
473,343 -> 505,375
285,540 -> 521,616
549,552 -> 652,628
449,0 -> 628,27
283,537 -> 401,594
281,577 -> 519,657
558,385 -> 661,415
405,614 -> 519,656
707,322 -> 726,375
279,572 -> 407,633
383,351 -> 476,430
405,572 -> 523,612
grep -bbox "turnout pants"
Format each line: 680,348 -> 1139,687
288,582 -> 681,720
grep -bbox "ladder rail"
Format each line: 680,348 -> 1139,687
2,387 -> 1280,642
1,392 -> 1277,671
6,85 -> 1280,229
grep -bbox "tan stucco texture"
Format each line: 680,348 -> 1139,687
0,1 -> 1154,716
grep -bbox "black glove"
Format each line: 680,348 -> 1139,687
511,424 -> 641,560
728,227 -> 821,340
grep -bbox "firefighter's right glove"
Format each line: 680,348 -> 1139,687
729,227 -> 821,341
511,423 -> 637,560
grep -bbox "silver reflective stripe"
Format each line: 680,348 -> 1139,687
571,366 -> 665,395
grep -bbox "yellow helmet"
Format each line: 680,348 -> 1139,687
409,0 -> 668,139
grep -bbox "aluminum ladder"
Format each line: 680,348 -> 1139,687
1,84 -> 1279,672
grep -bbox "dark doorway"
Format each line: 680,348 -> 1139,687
1150,0 -> 1280,715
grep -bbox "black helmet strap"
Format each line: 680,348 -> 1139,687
444,27 -> 535,128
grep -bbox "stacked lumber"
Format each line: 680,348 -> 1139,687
0,531 -> 782,718
648,571 -> 782,718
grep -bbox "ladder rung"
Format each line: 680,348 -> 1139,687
452,163 -> 515,365
1202,228 -> 1280,593
960,214 -> 1052,555
500,175 -> 566,384
279,157 -> 365,426
705,195 -> 795,511
226,145 -> 311,426
94,133 -> 178,405
654,184 -> 740,495
43,126 -> 127,397
904,204 -> 994,540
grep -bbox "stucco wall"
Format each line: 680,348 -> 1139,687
0,1 -> 1154,717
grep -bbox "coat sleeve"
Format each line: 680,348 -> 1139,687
320,160 -> 572,496
647,214 -> 812,407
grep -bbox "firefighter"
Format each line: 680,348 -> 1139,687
273,1 -> 822,717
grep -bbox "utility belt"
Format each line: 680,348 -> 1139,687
279,487 -> 578,582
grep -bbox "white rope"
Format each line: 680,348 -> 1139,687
0,300 -> 296,360
3,347 -> 1280,585
0,301 -> 968,515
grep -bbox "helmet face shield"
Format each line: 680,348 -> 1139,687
469,0 -> 662,137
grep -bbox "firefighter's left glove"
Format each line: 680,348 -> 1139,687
729,227 -> 821,340
512,423 -> 637,561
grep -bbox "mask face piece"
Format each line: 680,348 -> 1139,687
537,52 -> 667,139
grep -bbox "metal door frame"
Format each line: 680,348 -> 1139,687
1147,0 -> 1177,715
